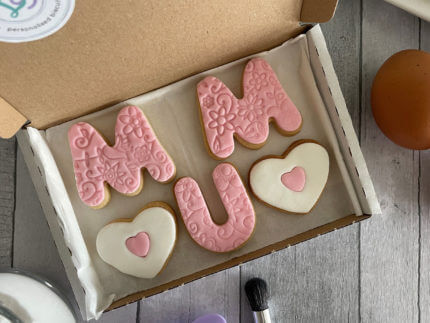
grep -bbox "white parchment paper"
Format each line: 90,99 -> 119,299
44,34 -> 362,314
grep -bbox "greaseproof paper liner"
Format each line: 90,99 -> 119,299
27,30 -> 370,318
26,127 -> 112,319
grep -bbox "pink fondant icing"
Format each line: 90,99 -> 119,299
126,231 -> 150,257
68,106 -> 175,207
197,58 -> 302,159
174,163 -> 255,253
281,166 -> 306,192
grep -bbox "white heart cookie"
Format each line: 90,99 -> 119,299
249,141 -> 329,214
96,203 -> 177,278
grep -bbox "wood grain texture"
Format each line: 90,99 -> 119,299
94,303 -> 137,323
240,226 -> 360,322
420,147 -> 430,323
8,3 -> 428,323
240,0 -> 362,321
419,19 -> 430,323
14,149 -> 69,288
0,137 -> 16,267
14,148 -> 77,298
139,268 -> 240,322
14,148 -> 138,322
360,1 -> 420,322
240,248 -> 296,322
322,0 -> 362,125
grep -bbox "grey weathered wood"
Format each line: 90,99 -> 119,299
240,227 -> 360,322
419,19 -> 430,323
95,303 -> 137,323
6,3 -> 430,323
322,0 -> 362,125
240,0 -> 362,321
240,248 -> 296,322
139,267 -> 240,322
420,148 -> 430,323
0,137 -> 16,267
14,148 -> 72,293
14,148 -> 137,322
360,1 -> 420,322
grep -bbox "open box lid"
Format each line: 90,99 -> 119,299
0,0 -> 337,138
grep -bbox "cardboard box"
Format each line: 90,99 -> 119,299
1,0 -> 380,320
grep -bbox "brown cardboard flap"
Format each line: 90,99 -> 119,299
0,0 -> 336,131
0,97 -> 26,138
301,0 -> 338,23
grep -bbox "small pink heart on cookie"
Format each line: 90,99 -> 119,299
126,232 -> 150,257
96,202 -> 177,278
249,141 -> 329,214
281,167 -> 306,192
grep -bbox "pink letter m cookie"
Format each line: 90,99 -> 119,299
68,106 -> 176,208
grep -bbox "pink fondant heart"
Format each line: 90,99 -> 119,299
126,232 -> 150,257
281,167 -> 306,192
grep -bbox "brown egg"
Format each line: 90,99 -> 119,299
371,49 -> 430,150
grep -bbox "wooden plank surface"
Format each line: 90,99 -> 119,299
97,303 -> 138,323
240,226 -> 360,322
419,19 -> 430,323
240,0 -> 362,321
13,149 -> 137,322
14,149 -> 72,292
139,268 -> 240,322
360,1 -> 420,322
0,138 -> 15,268
4,2 -> 430,323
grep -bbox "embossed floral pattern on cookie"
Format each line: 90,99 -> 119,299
174,163 -> 255,253
68,106 -> 176,208
197,58 -> 302,159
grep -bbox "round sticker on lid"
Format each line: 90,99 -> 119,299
0,0 -> 74,43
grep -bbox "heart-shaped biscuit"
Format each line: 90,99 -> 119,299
249,141 -> 329,214
96,202 -> 177,278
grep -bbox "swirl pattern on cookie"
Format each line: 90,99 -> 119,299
68,106 -> 176,208
197,58 -> 302,159
174,163 -> 255,253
